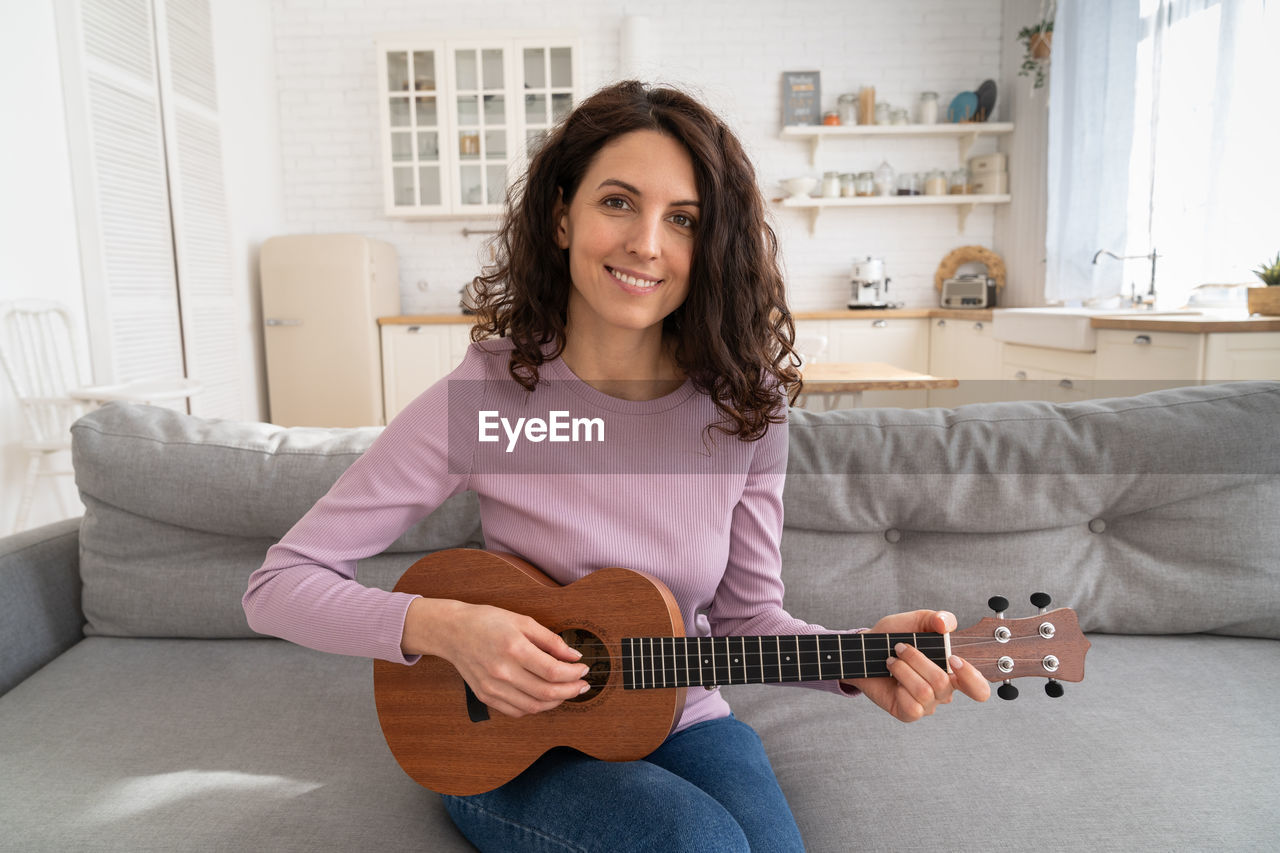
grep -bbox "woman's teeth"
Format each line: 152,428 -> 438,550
609,267 -> 660,289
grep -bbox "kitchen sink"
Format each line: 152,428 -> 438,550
991,308 -> 1203,352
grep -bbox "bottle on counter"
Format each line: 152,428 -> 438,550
924,169 -> 948,196
917,92 -> 939,125
838,93 -> 858,126
874,160 -> 896,196
821,171 -> 842,198
858,86 -> 876,125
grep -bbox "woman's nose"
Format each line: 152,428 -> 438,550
625,213 -> 662,259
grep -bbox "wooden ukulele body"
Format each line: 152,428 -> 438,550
373,549 -> 687,796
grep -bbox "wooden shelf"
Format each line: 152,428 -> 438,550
776,193 -> 1012,234
781,123 -> 1014,164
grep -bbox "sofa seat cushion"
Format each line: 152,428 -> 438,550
2,634 -> 1275,851
0,638 -> 473,852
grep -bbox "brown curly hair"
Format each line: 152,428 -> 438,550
467,80 -> 801,440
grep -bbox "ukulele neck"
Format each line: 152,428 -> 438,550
621,633 -> 948,689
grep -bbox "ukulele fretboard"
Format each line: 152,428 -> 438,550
621,633 -> 948,689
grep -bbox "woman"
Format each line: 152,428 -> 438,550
244,80 -> 989,852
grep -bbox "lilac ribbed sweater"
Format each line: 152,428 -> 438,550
243,338 -> 856,732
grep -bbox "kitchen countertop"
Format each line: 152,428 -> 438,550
379,309 -> 1279,331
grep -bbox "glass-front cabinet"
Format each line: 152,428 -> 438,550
377,33 -> 580,218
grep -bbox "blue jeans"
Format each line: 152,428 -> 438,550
441,715 -> 805,852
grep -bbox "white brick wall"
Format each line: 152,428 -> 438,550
271,0 -> 1007,313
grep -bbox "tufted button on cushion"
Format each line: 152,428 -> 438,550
884,528 -> 902,544
1088,518 -> 1107,534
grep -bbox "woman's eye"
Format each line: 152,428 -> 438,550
670,213 -> 696,229
602,196 -> 630,210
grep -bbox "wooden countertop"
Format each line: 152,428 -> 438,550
380,308 -> 997,324
799,362 -> 958,393
379,309 -> 1279,331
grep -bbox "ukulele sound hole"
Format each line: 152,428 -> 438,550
559,628 -> 609,702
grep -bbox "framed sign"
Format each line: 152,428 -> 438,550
781,71 -> 821,126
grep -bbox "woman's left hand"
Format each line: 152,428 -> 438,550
842,610 -> 991,722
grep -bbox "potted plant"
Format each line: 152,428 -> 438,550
1018,18 -> 1054,90
1247,251 -> 1280,315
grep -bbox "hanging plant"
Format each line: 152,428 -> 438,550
1018,19 -> 1054,89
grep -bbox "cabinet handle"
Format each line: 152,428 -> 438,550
871,319 -> 888,329
265,318 -> 301,326
1058,378 -> 1074,390
936,319 -> 946,328
1133,334 -> 1152,345
408,326 -> 423,334
1015,370 -> 1028,380
973,321 -> 984,331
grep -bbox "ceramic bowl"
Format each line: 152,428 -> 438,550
782,177 -> 818,199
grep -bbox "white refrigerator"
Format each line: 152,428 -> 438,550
260,234 -> 400,427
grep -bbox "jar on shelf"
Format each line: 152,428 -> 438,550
917,91 -> 939,125
858,86 -> 876,124
874,160 -> 896,196
837,93 -> 858,126
822,111 -> 841,126
890,108 -> 909,125
896,172 -> 921,196
924,169 -> 948,195
875,101 -> 890,125
821,171 -> 842,198
948,167 -> 971,194
855,171 -> 875,196
840,173 -> 857,197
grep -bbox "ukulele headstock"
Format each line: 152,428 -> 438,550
952,593 -> 1090,700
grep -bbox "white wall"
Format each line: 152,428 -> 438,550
270,0 -> 1010,313
0,0 -> 89,532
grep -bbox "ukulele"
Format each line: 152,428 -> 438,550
373,549 -> 1090,796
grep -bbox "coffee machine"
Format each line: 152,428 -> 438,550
849,256 -> 892,309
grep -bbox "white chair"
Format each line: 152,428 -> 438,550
0,300 -> 201,533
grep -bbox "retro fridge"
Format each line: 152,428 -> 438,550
259,234 -> 399,427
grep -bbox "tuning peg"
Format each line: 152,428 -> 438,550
1031,592 -> 1052,613
997,682 -> 1019,700
1045,679 -> 1064,698
988,596 -> 1009,616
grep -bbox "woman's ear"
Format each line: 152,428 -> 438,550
553,188 -> 570,250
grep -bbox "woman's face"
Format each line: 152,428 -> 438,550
555,129 -> 699,344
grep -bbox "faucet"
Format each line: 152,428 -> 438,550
1092,247 -> 1160,309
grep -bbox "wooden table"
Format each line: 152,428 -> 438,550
796,362 -> 958,409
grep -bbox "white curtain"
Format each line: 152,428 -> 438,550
1045,0 -> 1279,307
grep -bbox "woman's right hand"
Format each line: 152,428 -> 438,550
400,597 -> 591,718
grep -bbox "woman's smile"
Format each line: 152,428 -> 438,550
605,265 -> 663,292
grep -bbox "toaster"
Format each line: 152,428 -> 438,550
940,274 -> 997,309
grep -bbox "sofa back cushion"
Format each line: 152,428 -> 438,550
780,382 -> 1280,639
71,403 -> 481,638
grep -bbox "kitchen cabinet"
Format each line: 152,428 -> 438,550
376,33 -> 580,218
1095,329 -> 1204,382
1000,344 -> 1098,404
777,124 -> 1014,233
927,317 -> 1003,407
827,317 -> 929,408
1204,332 -> 1280,380
381,322 -> 473,420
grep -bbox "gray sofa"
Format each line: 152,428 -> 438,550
2,382 -> 1278,852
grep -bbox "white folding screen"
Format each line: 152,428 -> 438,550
55,0 -> 244,418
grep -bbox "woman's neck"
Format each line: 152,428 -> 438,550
560,329 -> 685,401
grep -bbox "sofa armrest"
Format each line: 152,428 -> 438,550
0,517 -> 84,696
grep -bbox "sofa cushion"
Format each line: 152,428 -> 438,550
71,403 -> 482,638
781,382 -> 1280,638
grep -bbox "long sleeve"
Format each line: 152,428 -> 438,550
241,347 -> 485,663
708,411 -> 862,697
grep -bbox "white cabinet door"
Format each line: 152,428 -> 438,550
1001,344 -> 1097,403
1203,332 -> 1280,380
828,317 -> 929,407
377,33 -> 580,218
1095,329 -> 1204,382
928,317 -> 1002,407
381,324 -> 473,421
